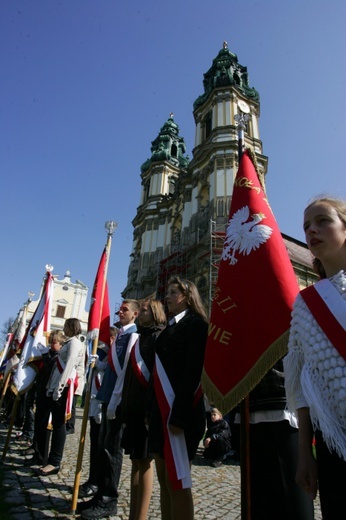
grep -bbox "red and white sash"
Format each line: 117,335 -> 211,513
130,337 -> 150,387
108,333 -> 139,410
154,354 -> 192,490
56,357 -> 78,420
300,279 -> 346,361
108,340 -> 122,375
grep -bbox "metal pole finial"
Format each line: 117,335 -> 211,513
235,113 -> 250,160
234,112 -> 250,131
105,221 -> 118,237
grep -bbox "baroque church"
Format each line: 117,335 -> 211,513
122,43 -> 317,312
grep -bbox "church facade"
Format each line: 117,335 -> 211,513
123,43 -> 317,312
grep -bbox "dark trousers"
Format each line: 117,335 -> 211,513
22,384 -> 36,438
66,395 -> 77,432
95,404 -> 124,498
33,388 -> 52,464
234,420 -> 314,520
47,387 -> 68,467
88,416 -> 101,485
315,429 -> 346,520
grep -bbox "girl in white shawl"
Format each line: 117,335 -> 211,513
284,196 -> 346,520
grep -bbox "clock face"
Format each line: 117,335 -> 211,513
238,100 -> 250,114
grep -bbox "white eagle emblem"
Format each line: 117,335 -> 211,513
222,205 -> 273,265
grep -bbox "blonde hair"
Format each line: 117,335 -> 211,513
49,330 -> 66,345
305,196 -> 346,279
141,298 -> 167,327
210,407 -> 223,418
167,276 -> 208,323
123,299 -> 140,313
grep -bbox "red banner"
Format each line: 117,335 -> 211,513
203,151 -> 299,413
88,247 -> 111,347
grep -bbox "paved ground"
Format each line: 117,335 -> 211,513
0,408 -> 322,519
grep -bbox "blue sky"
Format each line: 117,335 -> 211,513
1,0 -> 345,327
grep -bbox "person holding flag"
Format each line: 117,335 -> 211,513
284,196 -> 346,519
202,149 -> 313,519
149,276 -> 208,520
79,299 -> 139,520
24,330 -> 66,467
78,326 -> 118,499
39,317 -> 86,476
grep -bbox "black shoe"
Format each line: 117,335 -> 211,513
81,497 -> 117,519
79,482 -> 98,499
37,465 -> 60,476
24,455 -> 41,467
66,429 -> 75,435
76,496 -> 99,514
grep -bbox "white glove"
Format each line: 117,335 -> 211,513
52,390 -> 60,401
107,403 -> 116,420
94,401 -> 103,424
88,354 -> 99,366
94,408 -> 102,424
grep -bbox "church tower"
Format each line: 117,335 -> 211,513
123,115 -> 190,299
190,41 -> 267,230
123,43 -> 269,308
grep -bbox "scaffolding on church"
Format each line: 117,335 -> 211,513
156,219 -> 227,314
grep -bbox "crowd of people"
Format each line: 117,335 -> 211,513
0,194 -> 345,520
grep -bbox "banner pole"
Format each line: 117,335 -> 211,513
235,111 -> 251,520
240,395 -> 251,520
70,221 -> 117,515
2,394 -> 21,461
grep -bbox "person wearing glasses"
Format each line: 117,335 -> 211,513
79,299 -> 139,520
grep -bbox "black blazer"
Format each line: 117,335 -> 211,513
155,311 -> 208,429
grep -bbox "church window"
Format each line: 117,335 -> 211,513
56,305 -> 66,319
171,144 -> 177,158
144,180 -> 150,201
234,73 -> 240,86
205,112 -> 212,139
217,199 -> 224,217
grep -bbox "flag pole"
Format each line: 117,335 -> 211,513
70,220 -> 117,515
2,394 -> 21,461
235,110 -> 251,520
0,372 -> 12,411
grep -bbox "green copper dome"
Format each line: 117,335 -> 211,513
194,42 -> 259,109
141,114 -> 190,173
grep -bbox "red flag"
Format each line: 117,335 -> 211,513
88,247 -> 111,347
203,150 -> 299,413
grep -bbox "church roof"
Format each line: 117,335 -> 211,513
141,114 -> 189,173
194,41 -> 260,109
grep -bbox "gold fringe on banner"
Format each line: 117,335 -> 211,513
202,329 -> 290,416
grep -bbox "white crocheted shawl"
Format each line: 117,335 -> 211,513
284,270 -> 346,461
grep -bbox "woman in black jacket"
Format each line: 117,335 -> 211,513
149,276 -> 208,520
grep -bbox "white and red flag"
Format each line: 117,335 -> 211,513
13,268 -> 54,395
87,246 -> 111,348
203,150 -> 299,413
